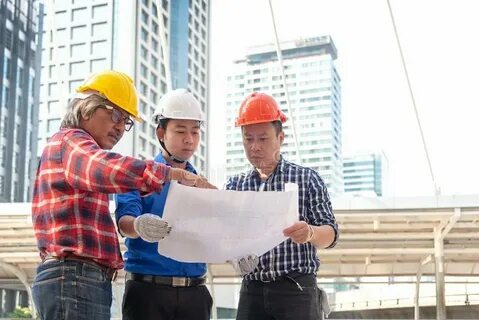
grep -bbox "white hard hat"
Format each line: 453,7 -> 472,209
153,89 -> 204,123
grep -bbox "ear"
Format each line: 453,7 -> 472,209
156,127 -> 165,142
80,108 -> 91,121
278,131 -> 285,145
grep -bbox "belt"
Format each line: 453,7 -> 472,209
126,272 -> 206,287
43,254 -> 118,281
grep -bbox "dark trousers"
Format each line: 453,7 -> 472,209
122,278 -> 213,320
236,273 -> 322,320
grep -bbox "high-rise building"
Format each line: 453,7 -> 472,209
0,0 -> 43,202
224,36 -> 343,195
38,0 -> 210,172
343,152 -> 387,196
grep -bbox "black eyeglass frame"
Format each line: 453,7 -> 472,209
101,104 -> 134,131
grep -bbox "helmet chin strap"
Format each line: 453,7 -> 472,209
159,140 -> 187,164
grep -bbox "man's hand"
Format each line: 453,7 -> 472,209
133,213 -> 171,242
228,254 -> 259,276
283,221 -> 314,244
169,168 -> 217,189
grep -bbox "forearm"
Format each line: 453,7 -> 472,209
118,215 -> 139,238
309,224 -> 336,248
62,131 -> 170,193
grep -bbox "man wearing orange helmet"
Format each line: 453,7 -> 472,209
226,92 -> 339,319
31,71 -> 209,320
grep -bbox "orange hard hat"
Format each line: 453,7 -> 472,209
235,92 -> 287,127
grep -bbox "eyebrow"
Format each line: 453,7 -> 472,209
244,133 -> 268,137
173,125 -> 200,130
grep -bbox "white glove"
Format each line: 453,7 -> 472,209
133,213 -> 171,243
229,254 -> 259,276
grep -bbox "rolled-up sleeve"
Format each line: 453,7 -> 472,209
307,171 -> 339,248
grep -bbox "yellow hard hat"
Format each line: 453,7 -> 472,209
76,70 -> 143,122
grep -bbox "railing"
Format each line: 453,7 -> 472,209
332,293 -> 479,311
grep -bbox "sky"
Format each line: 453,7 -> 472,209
208,0 -> 479,197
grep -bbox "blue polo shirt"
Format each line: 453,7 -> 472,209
115,153 -> 206,277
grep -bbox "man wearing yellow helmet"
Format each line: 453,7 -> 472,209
31,71 -> 213,320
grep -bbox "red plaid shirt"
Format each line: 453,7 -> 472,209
32,128 -> 170,269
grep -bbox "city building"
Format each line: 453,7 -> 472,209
38,0 -> 210,172
343,152 -> 388,196
224,36 -> 343,195
0,0 -> 43,202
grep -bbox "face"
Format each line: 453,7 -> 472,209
242,122 -> 284,171
80,104 -> 130,149
157,119 -> 201,161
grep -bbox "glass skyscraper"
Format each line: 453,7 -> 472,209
343,152 -> 387,197
38,0 -> 210,172
0,0 -> 42,202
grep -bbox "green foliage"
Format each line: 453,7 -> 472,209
6,307 -> 32,318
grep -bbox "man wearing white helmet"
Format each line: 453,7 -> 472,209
115,88 -> 215,320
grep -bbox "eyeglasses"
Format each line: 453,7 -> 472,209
101,105 -> 134,131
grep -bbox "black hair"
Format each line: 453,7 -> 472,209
158,118 -> 170,129
272,120 -> 283,135
240,120 -> 283,136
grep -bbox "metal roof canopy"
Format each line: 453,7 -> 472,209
1,195 -> 479,285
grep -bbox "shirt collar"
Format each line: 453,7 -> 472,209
248,154 -> 285,179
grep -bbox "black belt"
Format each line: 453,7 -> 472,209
43,254 -> 118,281
126,272 -> 206,287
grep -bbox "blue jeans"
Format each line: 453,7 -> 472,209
32,259 -> 112,320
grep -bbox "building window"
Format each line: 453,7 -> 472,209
140,64 -> 148,78
150,90 -> 157,104
15,152 -> 19,172
150,72 -> 157,86
69,61 -> 85,77
141,28 -> 148,42
151,38 -> 158,52
92,4 -> 108,19
92,22 -> 108,38
70,43 -> 87,59
91,40 -> 107,54
151,55 -> 158,68
152,21 -> 158,34
3,56 -> 10,78
140,82 -> 148,96
141,46 -> 148,60
2,117 -> 7,137
71,25 -> 87,41
72,8 -> 88,22
0,146 -> 5,167
47,118 -> 61,133
2,86 -> 9,107
90,58 -> 107,71
141,10 -> 149,25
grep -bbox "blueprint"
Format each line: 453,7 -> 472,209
159,182 -> 298,263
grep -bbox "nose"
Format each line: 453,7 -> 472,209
184,132 -> 193,144
113,120 -> 125,133
250,141 -> 260,151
